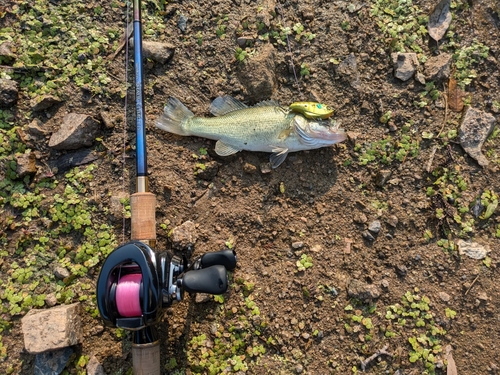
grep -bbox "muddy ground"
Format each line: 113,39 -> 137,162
1,0 -> 500,374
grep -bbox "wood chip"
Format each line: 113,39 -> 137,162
445,345 -> 458,375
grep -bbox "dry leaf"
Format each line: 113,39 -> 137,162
445,345 -> 458,375
448,77 -> 465,112
428,0 -> 452,42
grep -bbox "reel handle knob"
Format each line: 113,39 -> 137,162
200,249 -> 237,271
180,265 -> 228,295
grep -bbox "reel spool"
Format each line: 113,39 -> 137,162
97,241 -> 163,331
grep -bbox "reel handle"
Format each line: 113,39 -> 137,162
200,249 -> 237,271
180,265 -> 228,295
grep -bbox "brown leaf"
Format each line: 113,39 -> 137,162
428,0 -> 452,42
448,77 -> 465,112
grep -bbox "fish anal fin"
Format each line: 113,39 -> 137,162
210,96 -> 248,116
215,140 -> 241,156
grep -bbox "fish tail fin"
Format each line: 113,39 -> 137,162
155,97 -> 194,135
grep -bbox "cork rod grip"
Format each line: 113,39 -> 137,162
132,341 -> 161,375
130,192 -> 156,243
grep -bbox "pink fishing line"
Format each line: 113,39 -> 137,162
116,273 -> 142,317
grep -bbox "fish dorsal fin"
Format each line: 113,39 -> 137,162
210,96 -> 248,116
215,140 -> 241,156
254,100 -> 281,108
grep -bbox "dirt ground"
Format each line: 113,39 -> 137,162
1,0 -> 500,374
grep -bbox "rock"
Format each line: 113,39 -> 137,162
49,148 -> 99,174
237,43 -> 277,101
177,14 -> 188,33
99,111 -> 117,129
27,118 -> 48,137
195,293 -> 212,303
54,266 -> 70,280
353,213 -> 367,224
368,220 -> 381,234
424,53 -> 452,82
386,215 -> 399,228
438,291 -> 451,302
395,264 -> 408,277
336,53 -> 361,90
256,0 -> 276,27
21,303 -> 82,354
459,107 -> 496,167
415,71 -> 426,85
0,42 -> 16,63
0,78 -> 19,108
236,35 -> 255,48
295,363 -> 304,374
380,279 -> 389,289
31,95 -> 62,112
362,230 -> 375,241
195,160 -> 219,180
457,239 -> 490,259
374,169 -> 392,187
48,113 -> 100,150
170,220 -> 197,251
130,39 -> 175,65
87,355 -> 105,375
89,325 -> 104,336
16,152 -> 37,178
260,162 -> 272,174
477,292 -> 488,301
34,347 -> 73,375
292,241 -> 304,249
347,279 -> 381,300
109,192 -> 129,219
391,52 -> 418,82
243,162 -> 257,174
45,293 -> 57,307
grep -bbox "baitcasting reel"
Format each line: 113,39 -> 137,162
96,241 -> 237,335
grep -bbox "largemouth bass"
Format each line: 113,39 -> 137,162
155,96 -> 346,168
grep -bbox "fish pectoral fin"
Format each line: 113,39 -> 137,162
269,147 -> 289,168
215,140 -> 241,156
210,96 -> 248,116
278,128 -> 292,140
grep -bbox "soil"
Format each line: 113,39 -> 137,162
1,0 -> 500,374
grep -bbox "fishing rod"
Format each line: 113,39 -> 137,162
96,1 -> 237,374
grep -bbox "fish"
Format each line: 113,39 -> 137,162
289,102 -> 334,119
155,96 -> 346,168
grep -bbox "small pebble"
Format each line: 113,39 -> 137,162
177,15 -> 188,33
368,220 -> 381,234
295,364 -> 304,374
54,266 -> 70,280
386,215 -> 399,228
438,292 -> 451,302
292,241 -> 304,249
395,264 -> 407,277
362,230 -> 375,241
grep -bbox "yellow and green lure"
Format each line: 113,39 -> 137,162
289,102 -> 334,119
